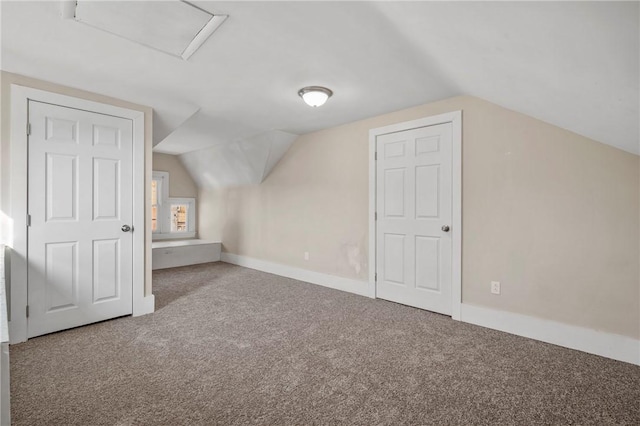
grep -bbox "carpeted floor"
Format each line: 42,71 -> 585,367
10,262 -> 640,425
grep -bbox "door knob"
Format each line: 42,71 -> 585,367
441,225 -> 450,232
121,225 -> 132,232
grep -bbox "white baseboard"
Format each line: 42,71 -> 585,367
133,295 -> 155,316
221,253 -> 370,298
220,253 -> 639,366
460,303 -> 640,366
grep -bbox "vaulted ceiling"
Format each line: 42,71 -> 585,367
2,1 -> 638,155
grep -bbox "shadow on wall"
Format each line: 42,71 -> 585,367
222,189 -> 243,256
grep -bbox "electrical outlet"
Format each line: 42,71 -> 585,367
304,251 -> 310,261
491,281 -> 501,295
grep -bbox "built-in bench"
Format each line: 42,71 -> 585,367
152,239 -> 221,270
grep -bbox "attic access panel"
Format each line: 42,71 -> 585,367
72,1 -> 227,60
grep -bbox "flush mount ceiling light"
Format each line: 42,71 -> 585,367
298,86 -> 333,107
62,0 -> 227,61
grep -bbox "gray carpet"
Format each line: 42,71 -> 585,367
10,262 -> 640,425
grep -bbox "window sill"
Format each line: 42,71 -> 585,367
152,232 -> 196,241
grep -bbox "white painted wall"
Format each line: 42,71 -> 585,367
152,153 -> 198,198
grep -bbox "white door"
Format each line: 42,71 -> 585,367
27,100 -> 134,338
376,123 -> 453,315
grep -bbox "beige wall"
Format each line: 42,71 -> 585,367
199,95 -> 640,339
0,71 -> 154,296
152,153 -> 198,198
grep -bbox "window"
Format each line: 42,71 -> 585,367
151,177 -> 161,233
171,204 -> 187,232
152,171 -> 196,240
169,198 -> 196,235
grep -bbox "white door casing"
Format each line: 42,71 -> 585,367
369,112 -> 462,319
27,101 -> 134,337
9,85 -> 153,344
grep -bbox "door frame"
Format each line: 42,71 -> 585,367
9,85 -> 148,343
368,111 -> 462,320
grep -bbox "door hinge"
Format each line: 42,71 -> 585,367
374,151 -> 377,161
26,305 -> 29,318
375,273 -> 377,281
26,122 -> 31,136
26,214 -> 31,227
375,212 -> 377,221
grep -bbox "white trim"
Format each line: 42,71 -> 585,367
221,253 -> 370,298
9,85 -> 152,342
131,109 -> 153,317
151,171 -> 169,235
151,170 -> 197,240
152,171 -> 169,199
182,15 -> 228,60
450,112 -> 462,320
9,86 -> 28,342
368,111 -> 463,320
367,125 -> 377,300
134,294 -> 155,317
460,303 -> 640,366
221,253 -> 640,365
221,253 -> 639,365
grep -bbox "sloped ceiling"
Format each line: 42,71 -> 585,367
1,1 -> 638,155
180,130 -> 297,189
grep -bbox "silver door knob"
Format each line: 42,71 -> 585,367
441,225 -> 450,232
121,225 -> 132,232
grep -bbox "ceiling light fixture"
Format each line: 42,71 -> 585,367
298,86 -> 333,107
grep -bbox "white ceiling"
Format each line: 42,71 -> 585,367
2,1 -> 638,154
73,1 -> 214,58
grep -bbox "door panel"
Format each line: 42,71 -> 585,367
46,153 -> 78,221
44,241 -> 78,312
93,158 -> 120,220
415,236 -> 439,291
415,165 -> 439,218
93,239 -> 120,303
376,123 -> 453,315
93,124 -> 121,148
383,234 -> 405,285
45,116 -> 78,143
384,168 -> 405,217
28,101 -> 133,338
416,135 -> 440,155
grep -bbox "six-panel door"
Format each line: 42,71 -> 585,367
376,123 -> 453,315
27,101 -> 134,338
